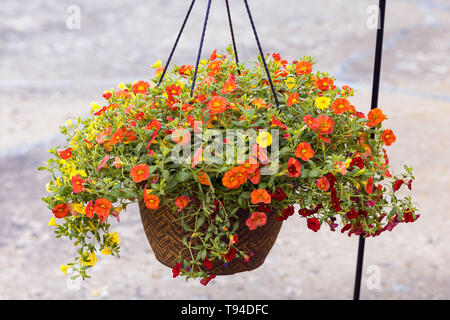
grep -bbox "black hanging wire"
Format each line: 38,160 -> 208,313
157,0 -> 196,86
190,0 -> 213,97
243,0 -> 280,108
353,0 -> 386,301
225,0 -> 241,74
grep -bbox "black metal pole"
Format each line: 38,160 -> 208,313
353,0 -> 386,301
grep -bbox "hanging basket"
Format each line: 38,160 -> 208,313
138,199 -> 283,275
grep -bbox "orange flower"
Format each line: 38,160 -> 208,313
175,196 -> 190,212
196,171 -> 210,186
58,148 -> 72,160
303,115 -> 318,130
250,189 -> 271,204
246,211 -> 267,230
52,203 -> 69,219
232,166 -> 248,185
221,75 -> 237,94
381,129 -> 396,146
271,116 -> 287,131
94,198 -> 112,218
316,176 -> 330,191
247,168 -> 261,185
316,115 -> 335,135
295,142 -> 315,161
295,60 -> 312,75
179,65 -> 193,77
286,157 -> 302,177
367,108 -> 386,127
331,98 -> 351,114
251,98 -> 268,109
71,175 -> 85,194
171,127 -> 191,146
131,81 -> 150,94
287,92 -> 299,107
130,164 -> 150,183
207,60 -> 222,76
314,77 -> 334,91
222,169 -> 241,190
207,96 -> 228,115
165,84 -> 182,96
144,191 -> 160,210
109,127 -> 125,145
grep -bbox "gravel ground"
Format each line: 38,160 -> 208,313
0,0 -> 449,300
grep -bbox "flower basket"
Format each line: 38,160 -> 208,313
139,199 -> 283,275
41,46 -> 418,285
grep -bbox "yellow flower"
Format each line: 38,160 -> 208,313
45,182 -> 52,193
151,60 -> 162,68
256,131 -> 272,148
200,59 -> 208,65
60,265 -> 69,276
176,81 -> 185,88
90,102 -> 101,113
82,252 -> 97,267
109,232 -> 121,245
118,82 -> 126,89
285,77 -> 296,90
65,119 -> 73,127
48,217 -> 58,227
315,96 -> 331,110
73,203 -> 86,215
343,158 -> 352,168
101,245 -> 112,255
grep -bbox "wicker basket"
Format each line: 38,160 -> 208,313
138,200 -> 283,275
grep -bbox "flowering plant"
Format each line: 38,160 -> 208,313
41,46 -> 418,284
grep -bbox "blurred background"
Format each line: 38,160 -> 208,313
0,0 -> 449,299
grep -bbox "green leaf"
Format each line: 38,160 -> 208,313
175,171 -> 190,182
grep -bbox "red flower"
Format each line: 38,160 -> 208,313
85,200 -> 95,218
130,164 -> 150,183
286,157 -> 302,177
303,115 -> 318,130
307,217 -> 321,232
131,81 -> 150,94
276,205 -> 295,221
346,208 -> 358,220
224,247 -> 236,262
171,127 -> 191,146
172,262 -> 182,278
271,187 -> 287,201
52,203 -> 69,219
58,148 -> 72,160
200,275 -> 216,286
71,175 -> 85,194
247,168 -> 261,185
203,256 -> 213,270
349,157 -> 364,170
271,116 -> 287,131
393,179 -> 404,192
